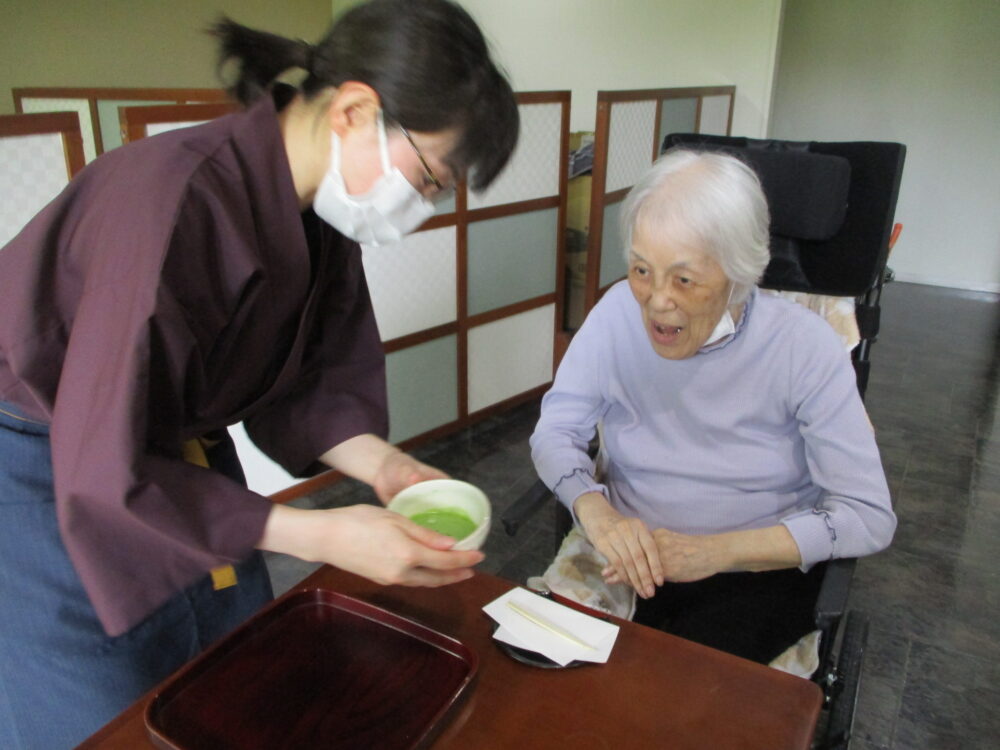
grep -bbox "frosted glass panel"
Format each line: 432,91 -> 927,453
699,95 -> 731,136
362,226 -> 457,341
22,98 -> 95,162
606,100 -> 656,193
0,133 -> 70,247
658,98 -> 699,153
97,100 -> 170,152
433,192 -> 456,215
467,305 -> 554,413
467,209 -> 558,316
386,335 -> 458,443
599,200 -> 628,287
467,102 -> 562,209
146,120 -> 208,136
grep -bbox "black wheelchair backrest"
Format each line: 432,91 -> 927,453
661,133 -> 906,299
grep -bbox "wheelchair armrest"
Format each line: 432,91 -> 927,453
814,557 -> 857,631
501,479 -> 551,537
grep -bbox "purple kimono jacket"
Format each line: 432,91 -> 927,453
0,91 -> 388,636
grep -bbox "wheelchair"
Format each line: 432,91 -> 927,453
502,133 -> 906,750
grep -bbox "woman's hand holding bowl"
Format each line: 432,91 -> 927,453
372,450 -> 449,504
260,503 -> 484,587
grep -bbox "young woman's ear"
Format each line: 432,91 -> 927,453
327,81 -> 381,137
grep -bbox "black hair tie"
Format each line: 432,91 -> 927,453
297,39 -> 316,75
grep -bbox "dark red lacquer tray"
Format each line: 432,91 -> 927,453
145,589 -> 477,750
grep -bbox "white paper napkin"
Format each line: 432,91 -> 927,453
482,587 -> 619,666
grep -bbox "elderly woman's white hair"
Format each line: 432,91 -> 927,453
620,148 -> 770,304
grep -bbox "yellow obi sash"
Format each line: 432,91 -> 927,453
182,438 -> 238,591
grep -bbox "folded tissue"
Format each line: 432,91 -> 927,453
482,587 -> 619,667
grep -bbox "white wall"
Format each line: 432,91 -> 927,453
334,0 -> 784,136
769,0 -> 1000,293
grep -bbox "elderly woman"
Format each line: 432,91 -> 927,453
529,149 -> 895,664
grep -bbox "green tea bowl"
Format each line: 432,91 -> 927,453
387,479 -> 492,551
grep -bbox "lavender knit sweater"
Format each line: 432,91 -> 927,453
530,282 -> 896,568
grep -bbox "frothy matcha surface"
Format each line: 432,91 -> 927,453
407,507 -> 477,540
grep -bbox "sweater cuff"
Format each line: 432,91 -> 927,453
781,510 -> 836,571
552,468 -> 608,526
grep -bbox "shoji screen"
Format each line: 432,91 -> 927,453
368,91 -> 570,445
13,87 -> 229,162
0,111 -> 85,248
584,87 -> 735,311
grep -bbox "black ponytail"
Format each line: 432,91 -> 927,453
209,0 -> 519,191
209,18 -> 312,106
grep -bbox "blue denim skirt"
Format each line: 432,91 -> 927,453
0,402 -> 273,749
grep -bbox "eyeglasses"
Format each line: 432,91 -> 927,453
398,126 -> 445,192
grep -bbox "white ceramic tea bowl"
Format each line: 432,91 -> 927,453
387,479 -> 492,551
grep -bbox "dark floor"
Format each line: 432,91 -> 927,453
265,281 -> 1000,750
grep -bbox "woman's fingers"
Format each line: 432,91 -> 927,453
612,530 -> 649,596
619,527 -> 657,598
306,505 -> 484,586
575,497 -> 662,598
595,518 -> 660,598
372,451 -> 450,504
397,514 -> 467,551
396,565 -> 476,587
397,518 -> 486,569
639,525 -> 665,586
623,522 -> 664,595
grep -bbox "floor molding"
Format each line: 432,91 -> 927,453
891,271 -> 1000,295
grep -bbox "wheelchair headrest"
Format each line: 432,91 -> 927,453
662,142 -> 852,242
660,133 -> 906,297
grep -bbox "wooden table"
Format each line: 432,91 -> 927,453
80,567 -> 822,750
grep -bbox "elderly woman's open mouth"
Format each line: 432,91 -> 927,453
650,320 -> 683,344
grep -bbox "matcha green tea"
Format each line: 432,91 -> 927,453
407,507 -> 477,540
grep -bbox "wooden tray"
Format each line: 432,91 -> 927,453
145,588 -> 477,749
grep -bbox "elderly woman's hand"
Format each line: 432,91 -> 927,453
602,528 -> 725,585
604,525 -> 805,585
651,528 -> 730,582
574,492 -> 663,598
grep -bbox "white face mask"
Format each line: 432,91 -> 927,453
703,284 -> 737,347
313,109 -> 435,247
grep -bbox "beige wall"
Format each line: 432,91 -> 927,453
770,0 -> 1000,292
0,0 -> 332,115
334,0 -> 784,136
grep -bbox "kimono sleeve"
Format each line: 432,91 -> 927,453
244,237 -> 389,476
49,226 -> 274,638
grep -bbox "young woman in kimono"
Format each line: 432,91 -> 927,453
0,1 -> 518,746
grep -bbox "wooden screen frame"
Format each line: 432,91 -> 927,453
0,110 -> 86,179
13,87 -> 230,156
119,101 -> 241,144
386,90 -> 571,443
584,86 -> 736,311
